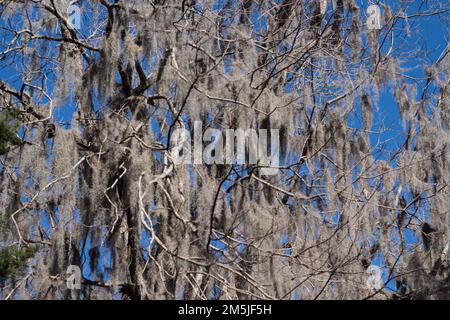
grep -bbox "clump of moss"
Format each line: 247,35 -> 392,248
0,110 -> 21,155
0,246 -> 37,279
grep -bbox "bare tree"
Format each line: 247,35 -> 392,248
0,0 -> 448,300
